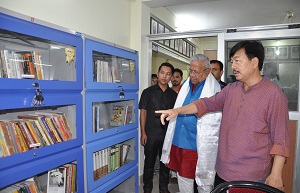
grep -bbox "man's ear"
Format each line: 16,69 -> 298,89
220,70 -> 224,76
252,57 -> 259,69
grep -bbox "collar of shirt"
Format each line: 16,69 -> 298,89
242,77 -> 266,92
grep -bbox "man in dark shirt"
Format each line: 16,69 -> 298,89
139,62 -> 177,193
210,60 -> 227,89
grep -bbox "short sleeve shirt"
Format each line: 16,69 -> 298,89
139,84 -> 177,138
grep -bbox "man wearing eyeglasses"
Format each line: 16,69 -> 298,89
160,54 -> 222,193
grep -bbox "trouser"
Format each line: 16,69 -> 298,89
143,136 -> 170,192
177,174 -> 194,193
214,172 -> 226,187
178,174 -> 213,193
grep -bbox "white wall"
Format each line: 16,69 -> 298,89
0,0 -> 134,48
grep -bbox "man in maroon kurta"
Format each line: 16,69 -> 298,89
156,40 -> 290,192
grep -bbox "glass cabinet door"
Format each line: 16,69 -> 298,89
0,28 -> 77,81
0,12 -> 83,90
92,100 -> 136,133
93,51 -> 136,84
86,129 -> 138,192
85,38 -> 139,91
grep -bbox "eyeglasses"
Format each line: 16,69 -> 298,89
187,68 -> 208,75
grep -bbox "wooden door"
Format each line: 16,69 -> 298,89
282,120 -> 297,193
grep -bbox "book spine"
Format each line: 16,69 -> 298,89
13,53 -> 22,78
9,122 -> 22,153
31,120 -> 50,146
55,116 -> 69,141
6,122 -> 19,154
0,122 -> 14,155
25,121 -> 42,147
29,120 -> 46,147
12,122 -> 28,152
46,117 -> 62,143
93,152 -> 97,181
3,50 -> 15,78
39,117 -> 56,143
38,118 -> 54,145
51,118 -> 64,142
33,51 -> 44,80
0,127 -> 9,157
16,122 -> 33,149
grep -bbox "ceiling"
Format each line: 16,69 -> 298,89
143,0 -> 300,31
142,0 -> 218,8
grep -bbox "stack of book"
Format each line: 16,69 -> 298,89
0,112 -> 72,158
93,59 -> 120,83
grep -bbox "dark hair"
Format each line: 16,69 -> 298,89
174,68 -> 183,77
151,74 -> 157,78
229,40 -> 265,71
227,74 -> 237,83
210,60 -> 224,71
158,62 -> 175,75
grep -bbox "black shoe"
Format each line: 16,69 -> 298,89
169,177 -> 178,184
160,190 -> 170,193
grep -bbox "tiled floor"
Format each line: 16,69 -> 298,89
138,174 -> 179,193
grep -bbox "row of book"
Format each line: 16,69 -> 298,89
93,59 -> 120,83
0,49 -> 44,80
0,163 -> 77,193
93,103 -> 133,133
93,143 -> 130,181
0,112 -> 72,158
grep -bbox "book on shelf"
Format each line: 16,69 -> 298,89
0,121 -> 18,155
111,65 -> 120,83
17,114 -> 54,145
93,152 -> 98,181
34,112 -> 73,143
47,167 -> 67,193
10,121 -> 29,153
93,105 -> 104,133
1,50 -> 15,78
32,51 -> 44,80
0,177 -> 40,193
61,163 -> 77,193
0,112 -> 73,157
23,53 -> 36,78
24,120 -> 43,148
33,176 -> 45,193
110,103 -> 126,127
124,105 -> 134,125
50,112 -> 72,140
92,143 -> 131,181
13,53 -> 24,79
94,59 -> 121,83
0,124 -> 10,157
121,144 -> 131,165
13,119 -> 37,150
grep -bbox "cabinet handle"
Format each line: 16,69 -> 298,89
118,86 -> 125,99
31,83 -> 44,107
